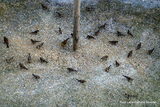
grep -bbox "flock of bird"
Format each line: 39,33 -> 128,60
88,23 -> 154,75
3,26 -> 87,83
2,3 -> 155,99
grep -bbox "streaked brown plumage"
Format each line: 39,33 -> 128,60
148,48 -> 154,55
32,74 -> 40,79
94,30 -> 100,36
136,42 -> 141,50
31,39 -> 41,44
109,41 -> 118,45
40,57 -> 48,63
67,68 -> 77,72
85,6 -> 94,12
105,65 -> 111,72
27,53 -> 31,63
101,55 -> 108,61
4,36 -> 9,48
30,30 -> 39,35
115,61 -> 120,67
41,3 -> 48,10
123,75 -> 133,82
56,12 -> 63,18
6,57 -> 14,64
127,50 -> 133,58
36,42 -> 44,49
86,35 -> 95,39
71,33 -> 73,37
61,38 -> 69,47
59,27 -> 62,34
117,31 -> 125,37
19,63 -> 28,70
76,79 -> 86,83
98,23 -> 107,30
127,30 -> 133,37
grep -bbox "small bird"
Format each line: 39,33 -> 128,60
59,27 -> 62,34
115,61 -> 120,67
117,31 -> 125,37
31,39 -> 41,44
61,38 -> 70,48
127,50 -> 133,58
147,48 -> 154,55
94,30 -> 100,36
27,53 -> 31,63
105,65 -> 111,72
85,6 -> 94,12
109,41 -> 118,45
98,23 -> 107,30
30,30 -> 39,35
36,42 -> 44,49
56,12 -> 63,18
101,55 -> 108,61
136,42 -> 141,50
40,3 -> 49,10
40,57 -> 48,63
76,79 -> 86,83
6,57 -> 14,64
4,36 -> 9,48
71,33 -> 73,37
32,74 -> 40,79
19,63 -> 28,70
123,75 -> 133,82
86,35 -> 95,39
127,30 -> 133,37
67,68 -> 77,72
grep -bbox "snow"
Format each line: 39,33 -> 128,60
0,0 -> 160,106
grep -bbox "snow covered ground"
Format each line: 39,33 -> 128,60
49,0 -> 160,8
0,0 -> 160,106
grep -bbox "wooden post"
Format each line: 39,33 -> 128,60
73,0 -> 81,51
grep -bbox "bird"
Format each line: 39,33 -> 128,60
40,57 -> 48,63
127,30 -> 134,37
67,68 -> 77,72
36,42 -> 44,49
115,61 -> 120,67
6,57 -> 14,64
101,55 -> 108,61
147,48 -> 154,55
109,41 -> 118,45
85,6 -> 94,12
27,53 -> 31,63
4,36 -> 9,48
30,39 -> 41,44
117,31 -> 125,37
40,3 -> 49,10
71,33 -> 73,37
32,74 -> 40,79
30,30 -> 39,35
86,35 -> 95,39
98,23 -> 107,30
56,12 -> 63,18
61,38 -> 70,48
136,42 -> 141,50
59,27 -> 62,34
105,65 -> 111,72
76,79 -> 86,83
123,75 -> 133,82
94,30 -> 100,36
19,63 -> 28,70
127,50 -> 133,58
